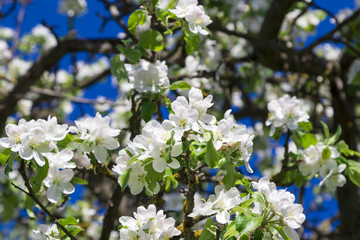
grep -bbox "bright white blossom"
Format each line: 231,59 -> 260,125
33,224 -> 60,240
252,177 -> 305,239
266,94 -> 310,136
125,60 -> 170,93
43,167 -> 75,203
119,204 -> 181,239
70,112 -> 120,163
0,116 -> 68,167
169,0 -> 198,18
58,0 -> 87,17
189,185 -> 242,224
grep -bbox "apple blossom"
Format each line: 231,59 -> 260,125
266,94 -> 310,136
33,224 -> 60,240
43,167 -> 75,203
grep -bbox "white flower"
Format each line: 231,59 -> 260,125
31,24 -> 57,50
43,167 -> 75,203
125,60 -> 170,93
266,94 -> 309,136
58,0 -> 87,17
169,0 -> 198,18
319,163 -> 347,192
72,113 -> 120,163
0,40 -> 11,63
44,149 -> 75,169
185,6 -> 212,35
251,177 -> 306,233
19,127 -> 55,167
119,204 -> 181,239
189,185 -> 242,224
33,224 -> 60,240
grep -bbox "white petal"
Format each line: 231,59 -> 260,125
153,158 -> 167,173
59,169 -> 74,183
47,186 -> 62,203
102,137 -> 120,150
168,159 -> 180,169
94,145 -> 107,163
283,226 -> 300,240
60,182 -> 75,194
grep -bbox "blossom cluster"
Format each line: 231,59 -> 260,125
189,185 -> 242,224
300,142 -> 346,192
113,88 -> 254,195
266,94 -> 310,136
58,0 -> 87,17
33,224 -> 60,240
170,0 -> 212,35
0,116 -> 76,203
125,60 -> 169,93
188,177 -> 305,239
119,204 -> 181,239
251,177 -> 305,239
69,112 -> 121,163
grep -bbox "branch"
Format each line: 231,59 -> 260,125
302,8 -> 360,52
0,38 -> 122,133
76,68 -> 111,89
30,86 -> 114,106
16,160 -> 78,240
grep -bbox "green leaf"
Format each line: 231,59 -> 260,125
71,177 -> 88,185
164,167 -> 178,191
128,9 -> 146,35
223,164 -> 241,190
141,100 -> 157,122
235,213 -> 263,236
239,234 -> 250,240
275,226 -> 291,240
322,147 -> 331,160
301,133 -> 317,149
65,225 -> 83,236
110,55 -> 128,83
169,81 -> 191,90
184,27 -> 200,54
253,230 -> 264,240
30,160 -> 49,194
223,222 -> 239,239
25,196 -> 36,219
320,121 -> 330,140
120,168 -> 132,190
347,160 -> 360,187
299,121 -> 312,132
5,153 -> 16,176
138,30 -> 164,51
144,164 -> 164,192
117,46 -> 142,64
204,139 -> 219,168
0,148 -> 11,165
199,218 -> 216,240
251,192 -> 267,209
328,125 -> 342,145
59,216 -> 78,226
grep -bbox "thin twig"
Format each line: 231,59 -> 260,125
16,160 -> 78,240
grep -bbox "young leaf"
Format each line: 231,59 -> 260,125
328,125 -> 342,145
138,30 -> 164,51
320,121 -> 330,140
204,139 -> 219,168
120,168 -> 132,190
59,216 -> 78,226
110,55 -> 128,83
184,28 -> 200,54
128,9 -> 146,35
169,81 -> 191,90
347,160 -> 360,187
223,164 -> 241,190
235,213 -> 262,236
301,133 -> 317,149
117,46 -> 142,64
199,218 -> 216,240
141,100 -> 156,122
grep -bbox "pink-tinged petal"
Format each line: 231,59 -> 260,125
47,186 -> 62,203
